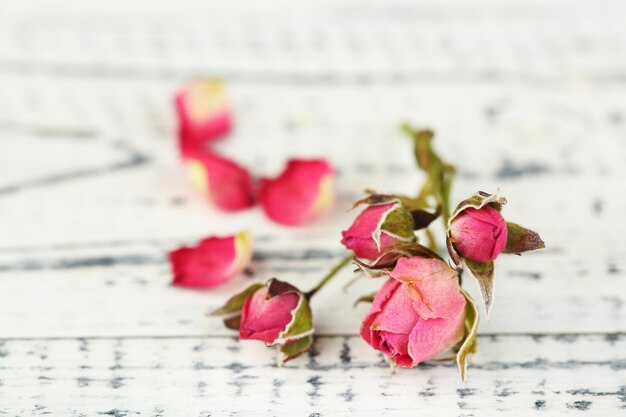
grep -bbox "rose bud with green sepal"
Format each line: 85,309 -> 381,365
212,278 -> 314,364
446,191 -> 545,316
341,195 -> 418,261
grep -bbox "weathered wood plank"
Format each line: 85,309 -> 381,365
0,0 -> 625,84
0,335 -> 623,416
0,227 -> 623,338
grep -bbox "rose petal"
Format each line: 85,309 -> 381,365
169,231 -> 252,288
182,148 -> 255,211
389,257 -> 464,320
258,159 -> 334,226
174,79 -> 232,149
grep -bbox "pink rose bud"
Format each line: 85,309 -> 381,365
169,231 -> 252,288
212,279 -> 314,363
258,159 -> 335,226
360,257 -> 466,367
182,148 -> 255,212
341,202 -> 415,261
239,287 -> 300,343
449,205 -> 508,263
174,79 -> 232,148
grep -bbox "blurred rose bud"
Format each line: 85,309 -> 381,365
360,257 -> 466,367
212,278 -> 314,364
258,159 -> 334,226
448,205 -> 507,263
169,231 -> 252,288
182,148 -> 255,211
174,79 -> 232,148
341,201 -> 415,261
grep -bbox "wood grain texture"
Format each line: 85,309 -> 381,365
0,335 -> 624,416
0,0 -> 625,414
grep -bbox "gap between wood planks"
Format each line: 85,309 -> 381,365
0,332 -> 623,341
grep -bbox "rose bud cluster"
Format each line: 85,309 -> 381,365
176,123 -> 546,382
168,231 -> 252,288
212,278 -> 314,364
174,79 -> 335,226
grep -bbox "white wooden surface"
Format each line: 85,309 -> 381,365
0,0 -> 625,415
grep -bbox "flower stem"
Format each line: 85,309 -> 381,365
305,254 -> 353,299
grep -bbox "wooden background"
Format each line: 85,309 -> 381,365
0,0 -> 624,415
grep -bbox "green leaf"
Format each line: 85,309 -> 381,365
210,282 -> 265,317
456,289 -> 479,381
504,222 -> 545,255
464,259 -> 495,316
279,335 -> 313,365
275,294 -> 314,344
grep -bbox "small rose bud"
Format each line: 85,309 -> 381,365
240,287 -> 300,343
341,202 -> 415,261
169,231 -> 252,288
448,205 -> 508,263
174,79 -> 232,148
182,148 -> 255,212
258,159 -> 334,226
212,278 -> 314,364
360,257 -> 466,367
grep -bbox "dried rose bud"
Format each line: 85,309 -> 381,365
446,191 -> 544,317
258,159 -> 334,226
448,205 -> 508,263
174,79 -> 232,148
168,231 -> 252,288
212,278 -> 314,364
342,201 -> 415,261
360,257 -> 466,367
182,148 -> 255,212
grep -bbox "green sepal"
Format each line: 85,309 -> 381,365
223,315 -> 242,331
449,191 -> 507,223
464,259 -> 495,316
210,282 -> 265,331
210,281 -> 265,317
352,191 -> 428,212
504,222 -> 545,255
353,293 -> 376,307
456,289 -> 479,381
381,206 -> 415,240
411,207 -> 441,231
279,335 -> 313,365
